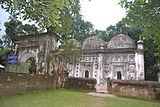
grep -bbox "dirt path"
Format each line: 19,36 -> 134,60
87,92 -> 117,107
88,92 -> 116,98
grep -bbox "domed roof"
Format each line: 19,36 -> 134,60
82,36 -> 106,50
68,38 -> 81,48
108,34 -> 136,49
107,34 -> 136,49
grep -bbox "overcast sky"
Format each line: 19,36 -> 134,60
0,0 -> 126,36
80,0 -> 126,30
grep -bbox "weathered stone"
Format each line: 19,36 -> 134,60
108,80 -> 160,100
68,34 -> 145,85
11,32 -> 58,74
0,72 -> 56,96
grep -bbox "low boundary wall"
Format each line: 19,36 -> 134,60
67,77 -> 97,91
108,80 -> 160,100
0,72 -> 56,96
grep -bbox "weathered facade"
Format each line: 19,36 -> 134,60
68,34 -> 145,84
12,33 -> 58,74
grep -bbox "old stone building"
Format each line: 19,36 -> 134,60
11,33 -> 58,74
68,34 -> 144,84
11,32 -> 144,84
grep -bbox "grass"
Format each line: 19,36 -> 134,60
0,89 -> 159,107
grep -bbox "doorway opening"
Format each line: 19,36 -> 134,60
85,70 -> 89,78
27,57 -> 36,74
117,71 -> 122,79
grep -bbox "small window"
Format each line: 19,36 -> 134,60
76,71 -> 78,73
95,75 -> 97,77
76,74 -> 78,76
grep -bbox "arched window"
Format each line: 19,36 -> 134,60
117,71 -> 122,80
85,70 -> 89,78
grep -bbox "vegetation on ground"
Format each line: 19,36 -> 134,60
0,89 -> 159,107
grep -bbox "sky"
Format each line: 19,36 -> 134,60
0,0 -> 126,37
0,8 -> 9,36
80,0 -> 126,30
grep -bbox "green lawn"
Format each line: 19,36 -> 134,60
0,89 -> 159,107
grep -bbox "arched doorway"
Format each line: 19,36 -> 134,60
20,52 -> 36,63
27,57 -> 36,74
117,71 -> 122,79
85,70 -> 89,78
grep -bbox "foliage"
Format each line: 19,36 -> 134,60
144,37 -> 160,80
4,19 -> 23,41
60,40 -> 81,64
72,18 -> 94,43
95,21 -> 141,42
0,0 -> 81,35
0,38 -> 3,45
119,0 -> 160,56
59,15 -> 94,43
2,19 -> 39,46
0,47 -> 11,65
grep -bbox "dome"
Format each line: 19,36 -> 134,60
82,36 -> 106,50
107,34 -> 136,49
68,38 -> 81,48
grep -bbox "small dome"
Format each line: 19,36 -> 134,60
107,34 -> 136,49
68,38 -> 81,48
82,36 -> 106,50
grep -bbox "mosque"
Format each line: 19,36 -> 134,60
67,34 -> 144,84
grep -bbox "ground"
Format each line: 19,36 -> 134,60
0,89 -> 159,107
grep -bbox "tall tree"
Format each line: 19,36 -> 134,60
58,14 -> 94,43
60,40 -> 81,64
2,19 -> 39,46
119,0 -> 160,55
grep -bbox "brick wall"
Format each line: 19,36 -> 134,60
0,72 -> 56,96
67,77 -> 97,91
108,80 -> 160,100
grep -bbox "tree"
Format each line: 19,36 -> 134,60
144,37 -> 160,81
0,47 -> 11,65
0,0 -> 81,35
72,19 -> 94,43
119,0 -> 160,55
55,13 -> 95,43
2,19 -> 39,47
60,40 -> 81,64
0,39 -> 3,45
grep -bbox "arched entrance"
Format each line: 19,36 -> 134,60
85,70 -> 89,78
27,57 -> 36,74
20,52 -> 36,63
117,71 -> 122,79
